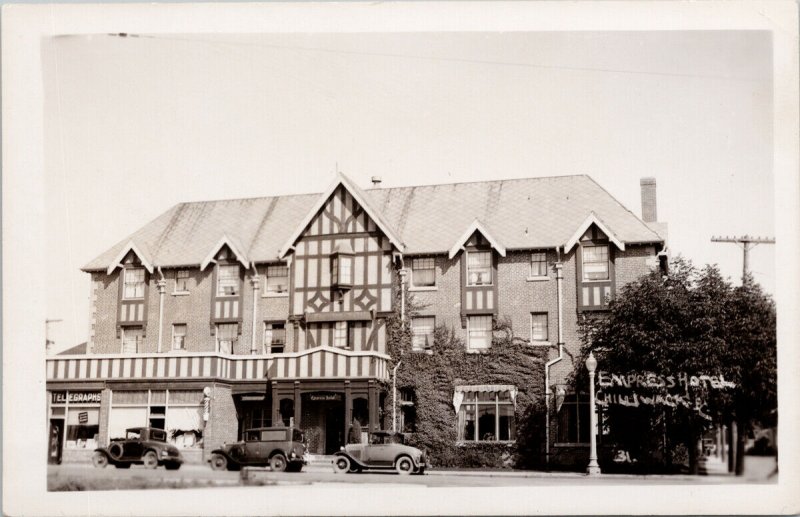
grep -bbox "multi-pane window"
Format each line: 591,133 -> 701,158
399,388 -> 417,433
216,323 -> 238,354
172,324 -> 187,351
530,252 -> 548,277
458,390 -> 516,442
121,327 -> 143,353
175,270 -> 190,292
217,265 -> 240,296
263,323 -> 286,354
531,313 -> 548,342
556,393 -> 591,443
411,316 -> 435,351
123,268 -> 145,299
582,245 -> 609,281
332,254 -> 354,287
467,315 -> 492,350
467,251 -> 492,285
265,265 -> 289,294
411,258 -> 436,287
333,321 -> 349,348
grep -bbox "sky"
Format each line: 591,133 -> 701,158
42,31 -> 774,352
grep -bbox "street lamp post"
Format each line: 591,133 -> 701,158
585,351 -> 601,476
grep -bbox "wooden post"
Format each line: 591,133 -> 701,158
293,381 -> 301,428
271,382 -> 280,425
344,381 -> 352,442
368,381 -> 377,434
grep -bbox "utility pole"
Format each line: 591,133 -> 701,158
710,235 -> 775,282
710,234 -> 775,475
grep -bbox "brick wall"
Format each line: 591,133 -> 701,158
98,388 -> 111,446
202,384 -> 238,461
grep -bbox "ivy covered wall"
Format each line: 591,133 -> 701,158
382,298 -> 549,469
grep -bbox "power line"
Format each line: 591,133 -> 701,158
710,235 -> 775,282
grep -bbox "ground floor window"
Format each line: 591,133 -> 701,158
455,386 -> 517,442
110,389 -> 204,449
63,407 -> 100,450
399,388 -> 417,433
555,392 -> 590,444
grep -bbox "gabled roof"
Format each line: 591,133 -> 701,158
106,240 -> 154,275
278,173 -> 404,258
82,175 -> 663,272
200,234 -> 250,271
564,212 -> 626,252
448,219 -> 507,259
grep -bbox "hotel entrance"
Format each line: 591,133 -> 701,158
302,392 -> 344,454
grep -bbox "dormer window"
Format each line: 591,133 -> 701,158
217,264 -> 240,296
582,245 -> 609,281
331,243 -> 354,289
467,251 -> 492,286
265,265 -> 289,294
123,268 -> 145,299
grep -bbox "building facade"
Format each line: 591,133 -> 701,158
46,174 -> 666,467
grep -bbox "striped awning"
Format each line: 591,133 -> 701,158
453,384 -> 518,413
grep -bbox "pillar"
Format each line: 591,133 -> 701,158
368,381 -> 377,433
293,381 -> 301,428
271,382 -> 280,425
344,381 -> 352,441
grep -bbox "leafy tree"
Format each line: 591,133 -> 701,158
573,257 -> 776,474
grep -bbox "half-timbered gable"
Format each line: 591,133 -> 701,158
565,213 -> 625,311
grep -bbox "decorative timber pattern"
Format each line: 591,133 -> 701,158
576,225 -> 615,311
460,231 -> 499,316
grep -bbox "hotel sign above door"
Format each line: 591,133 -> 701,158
51,391 -> 102,404
308,392 -> 342,402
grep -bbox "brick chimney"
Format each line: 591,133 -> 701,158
640,177 -> 657,222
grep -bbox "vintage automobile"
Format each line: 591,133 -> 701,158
92,427 -> 183,469
332,431 -> 426,475
209,426 -> 307,472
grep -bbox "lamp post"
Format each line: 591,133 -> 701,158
585,351 -> 601,476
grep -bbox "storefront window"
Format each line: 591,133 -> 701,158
457,390 -> 516,442
109,389 -> 204,448
66,408 -> 99,450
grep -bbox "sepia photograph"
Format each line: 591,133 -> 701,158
3,2 -> 799,515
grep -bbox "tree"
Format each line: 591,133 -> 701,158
573,257 -> 776,474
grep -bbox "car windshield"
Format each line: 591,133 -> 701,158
369,433 -> 404,445
293,429 -> 304,443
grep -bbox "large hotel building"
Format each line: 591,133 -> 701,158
46,173 -> 666,467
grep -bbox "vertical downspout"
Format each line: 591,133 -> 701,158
250,265 -> 260,354
545,249 -> 565,467
156,267 -> 167,353
397,254 -> 407,322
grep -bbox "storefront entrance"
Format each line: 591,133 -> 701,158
302,393 -> 344,454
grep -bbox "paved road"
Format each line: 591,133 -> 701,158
47,458 -> 776,491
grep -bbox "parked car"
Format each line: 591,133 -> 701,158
209,427 -> 307,472
332,431 -> 426,475
92,427 -> 183,470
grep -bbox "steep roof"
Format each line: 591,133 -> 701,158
82,175 -> 663,272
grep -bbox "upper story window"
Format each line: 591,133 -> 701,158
264,265 -> 289,295
467,315 -> 492,350
530,252 -> 548,278
217,265 -> 240,297
121,326 -> 143,353
411,258 -> 436,288
530,313 -> 548,342
175,270 -> 190,293
216,323 -> 238,354
123,268 -> 145,299
411,316 -> 435,351
582,245 -> 609,281
263,322 -> 286,354
467,251 -> 492,286
172,324 -> 187,351
333,321 -> 350,348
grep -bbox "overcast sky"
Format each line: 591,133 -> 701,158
42,31 -> 774,352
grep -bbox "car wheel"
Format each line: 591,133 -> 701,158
210,453 -> 228,471
92,452 -> 109,469
142,451 -> 159,469
164,462 -> 181,470
332,456 -> 350,474
395,456 -> 414,475
269,454 -> 287,473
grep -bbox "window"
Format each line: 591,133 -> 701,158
172,324 -> 187,351
217,265 -> 240,296
530,252 -> 548,277
556,393 -> 590,444
467,251 -> 492,285
457,390 -> 516,442
467,315 -> 492,350
582,245 -> 609,281
123,267 -> 145,299
64,408 -> 100,450
265,265 -> 289,294
175,270 -> 190,292
411,316 -> 435,351
411,258 -> 436,288
216,323 -> 238,354
399,388 -> 417,433
333,321 -> 350,348
263,322 -> 286,354
531,313 -> 548,342
121,327 -> 143,353
332,254 -> 354,287
109,389 -> 203,448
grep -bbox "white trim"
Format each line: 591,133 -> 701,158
526,276 -> 550,282
49,346 -> 391,361
106,241 -> 154,275
200,234 -> 250,271
278,172 -> 404,258
563,212 -> 625,253
171,291 -> 190,297
447,219 -> 506,259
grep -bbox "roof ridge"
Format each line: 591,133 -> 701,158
583,175 -> 661,239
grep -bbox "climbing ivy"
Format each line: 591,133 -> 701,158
382,293 -> 548,469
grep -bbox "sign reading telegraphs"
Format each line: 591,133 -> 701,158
51,391 -> 102,404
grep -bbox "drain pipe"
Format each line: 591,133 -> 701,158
156,266 -> 167,353
545,250 -> 566,467
392,360 -> 402,432
398,268 -> 408,323
250,264 -> 260,354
